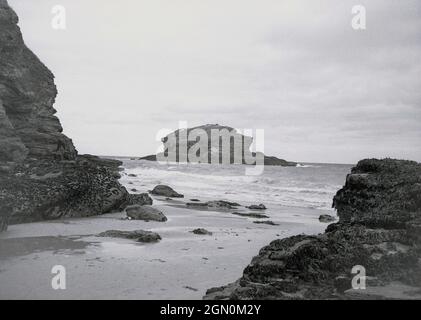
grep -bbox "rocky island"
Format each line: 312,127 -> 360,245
140,124 -> 296,166
204,159 -> 421,299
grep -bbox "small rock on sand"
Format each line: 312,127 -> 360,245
232,212 -> 269,218
125,205 -> 167,222
190,228 -> 213,235
186,200 -> 240,209
319,214 -> 336,223
186,202 -> 208,207
97,230 -> 161,243
246,204 -> 267,210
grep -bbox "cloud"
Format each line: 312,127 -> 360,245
9,0 -> 421,163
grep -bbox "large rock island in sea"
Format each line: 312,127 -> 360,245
140,124 -> 296,166
0,0 -> 132,231
204,159 -> 421,299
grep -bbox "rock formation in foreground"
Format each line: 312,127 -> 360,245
204,159 -> 421,300
140,124 -> 296,166
0,0 -> 130,231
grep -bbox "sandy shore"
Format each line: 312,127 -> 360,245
0,198 -> 328,299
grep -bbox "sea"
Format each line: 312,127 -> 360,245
117,158 -> 353,223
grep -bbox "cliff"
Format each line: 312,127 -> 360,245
0,0 -> 130,231
0,0 -> 76,162
140,124 -> 297,166
204,159 -> 421,299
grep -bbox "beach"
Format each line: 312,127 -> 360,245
0,161 -> 347,299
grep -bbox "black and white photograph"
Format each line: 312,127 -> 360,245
0,0 -> 420,306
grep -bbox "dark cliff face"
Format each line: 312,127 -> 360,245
0,0 -> 129,231
204,159 -> 421,300
0,0 -> 76,162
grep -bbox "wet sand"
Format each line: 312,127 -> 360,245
0,199 -> 328,299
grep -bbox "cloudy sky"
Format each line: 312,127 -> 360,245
9,0 -> 421,163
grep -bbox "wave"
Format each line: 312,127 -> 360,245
120,159 -> 349,212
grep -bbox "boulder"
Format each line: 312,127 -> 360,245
149,185 -> 184,198
97,230 -> 161,243
319,214 -> 336,223
125,205 -> 167,222
253,220 -> 279,226
139,124 -> 295,166
206,200 -> 240,209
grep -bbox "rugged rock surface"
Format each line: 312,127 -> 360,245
125,205 -> 167,222
0,1 -> 129,230
149,185 -> 184,198
97,229 -> 161,243
232,212 -> 269,218
204,159 -> 421,300
139,124 -> 296,166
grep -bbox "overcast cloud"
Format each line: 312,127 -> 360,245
9,0 -> 421,163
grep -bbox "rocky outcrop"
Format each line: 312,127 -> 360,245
246,204 -> 267,210
204,159 -> 421,300
97,229 -> 161,243
319,214 -> 336,223
0,1 -> 129,230
1,155 -> 129,224
139,124 -> 296,166
0,0 -> 76,162
191,228 -> 213,236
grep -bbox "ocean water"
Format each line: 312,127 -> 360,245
117,159 -> 352,218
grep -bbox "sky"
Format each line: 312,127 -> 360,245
9,0 -> 421,164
